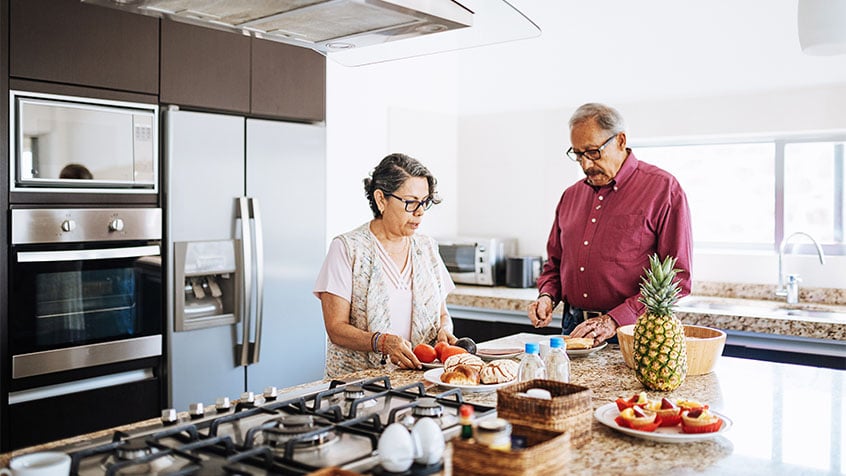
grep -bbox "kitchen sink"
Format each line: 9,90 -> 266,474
676,296 -> 846,319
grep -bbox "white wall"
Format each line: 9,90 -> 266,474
325,54 -> 461,244
456,84 -> 846,288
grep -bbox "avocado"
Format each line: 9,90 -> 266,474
453,337 -> 477,354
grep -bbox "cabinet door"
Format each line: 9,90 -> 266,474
161,20 -> 250,113
251,38 -> 326,122
9,0 -> 158,94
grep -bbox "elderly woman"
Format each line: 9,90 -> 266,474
313,153 -> 457,378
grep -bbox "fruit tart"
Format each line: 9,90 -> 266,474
615,405 -> 662,432
681,408 -> 723,433
615,392 -> 649,411
676,399 -> 708,412
647,397 -> 683,427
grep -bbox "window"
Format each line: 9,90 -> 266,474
636,136 -> 845,255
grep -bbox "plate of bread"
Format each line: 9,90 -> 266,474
423,354 -> 518,392
563,337 -> 607,357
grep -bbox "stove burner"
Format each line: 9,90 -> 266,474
412,397 -> 443,419
344,385 -> 365,401
264,414 -> 339,449
116,439 -> 153,460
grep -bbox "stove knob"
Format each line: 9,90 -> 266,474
108,218 -> 125,232
161,408 -> 178,425
60,219 -> 76,233
215,396 -> 232,413
263,386 -> 279,401
236,391 -> 256,411
188,402 -> 205,419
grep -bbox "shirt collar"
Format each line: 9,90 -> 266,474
581,148 -> 637,190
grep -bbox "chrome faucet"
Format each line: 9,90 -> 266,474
776,231 -> 825,304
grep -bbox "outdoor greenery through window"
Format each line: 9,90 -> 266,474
635,136 -> 845,256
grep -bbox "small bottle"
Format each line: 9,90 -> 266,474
459,404 -> 474,440
517,342 -> 547,382
475,418 -> 512,451
545,337 -> 571,383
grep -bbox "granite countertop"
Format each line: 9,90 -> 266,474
4,335 -> 843,475
447,284 -> 846,341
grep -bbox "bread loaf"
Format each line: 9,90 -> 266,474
440,364 -> 480,385
479,359 -> 518,384
564,337 -> 595,349
443,354 -> 485,374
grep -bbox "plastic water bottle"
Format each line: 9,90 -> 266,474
517,342 -> 547,382
545,337 -> 571,383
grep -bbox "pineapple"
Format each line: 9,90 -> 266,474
632,254 -> 687,391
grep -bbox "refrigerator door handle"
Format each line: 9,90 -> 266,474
248,197 -> 264,365
236,197 -> 252,366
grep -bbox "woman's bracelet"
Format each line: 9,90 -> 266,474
377,333 -> 389,365
371,331 -> 382,353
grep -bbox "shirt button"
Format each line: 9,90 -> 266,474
598,196 -> 604,201
583,241 -> 589,246
591,218 -> 596,223
583,293 -> 588,298
613,186 -> 618,191
595,205 -> 601,210
579,267 -> 585,272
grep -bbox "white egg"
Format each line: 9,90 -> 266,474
378,423 -> 415,472
411,417 -> 445,466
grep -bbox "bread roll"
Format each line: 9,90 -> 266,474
564,337 -> 594,349
480,359 -> 518,384
440,365 -> 480,385
443,354 -> 485,374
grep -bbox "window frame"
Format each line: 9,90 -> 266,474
632,131 -> 846,257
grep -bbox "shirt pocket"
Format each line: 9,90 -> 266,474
599,213 -> 646,262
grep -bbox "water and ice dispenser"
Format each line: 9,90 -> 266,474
174,240 -> 241,331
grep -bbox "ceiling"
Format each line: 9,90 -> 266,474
452,0 -> 846,114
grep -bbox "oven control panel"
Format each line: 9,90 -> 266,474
11,208 -> 162,244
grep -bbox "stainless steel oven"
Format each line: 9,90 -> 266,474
4,208 -> 164,450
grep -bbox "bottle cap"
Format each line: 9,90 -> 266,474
549,337 -> 564,349
524,342 -> 539,354
460,404 -> 474,418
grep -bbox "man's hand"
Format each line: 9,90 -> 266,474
570,314 -> 618,344
528,295 -> 554,328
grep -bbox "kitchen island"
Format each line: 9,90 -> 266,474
2,336 -> 842,475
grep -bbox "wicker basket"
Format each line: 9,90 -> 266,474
496,379 -> 593,447
451,424 -> 570,476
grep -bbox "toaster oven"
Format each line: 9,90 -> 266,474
437,237 -> 517,286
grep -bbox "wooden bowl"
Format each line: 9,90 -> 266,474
616,324 -> 726,376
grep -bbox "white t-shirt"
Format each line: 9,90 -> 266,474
313,233 -> 454,340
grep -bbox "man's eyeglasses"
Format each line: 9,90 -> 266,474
385,193 -> 434,212
566,133 -> 618,162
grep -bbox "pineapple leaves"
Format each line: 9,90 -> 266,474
637,253 -> 682,315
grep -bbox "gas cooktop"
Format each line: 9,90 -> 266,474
62,375 -> 495,475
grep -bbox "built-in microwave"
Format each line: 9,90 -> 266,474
9,90 -> 158,194
437,237 -> 517,286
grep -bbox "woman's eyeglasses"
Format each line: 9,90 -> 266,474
385,193 -> 434,212
566,133 -> 618,162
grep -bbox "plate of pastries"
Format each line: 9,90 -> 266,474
423,354 -> 518,392
594,392 -> 732,443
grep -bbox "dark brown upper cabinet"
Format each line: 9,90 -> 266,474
9,0 -> 159,94
160,19 -> 251,114
251,38 -> 326,123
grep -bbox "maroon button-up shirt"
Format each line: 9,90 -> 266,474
537,151 -> 692,327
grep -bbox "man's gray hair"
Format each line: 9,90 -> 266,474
569,103 -> 626,134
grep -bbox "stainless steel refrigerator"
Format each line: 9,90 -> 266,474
165,109 -> 326,411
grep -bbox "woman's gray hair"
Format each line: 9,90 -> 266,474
569,103 -> 626,135
364,153 -> 442,218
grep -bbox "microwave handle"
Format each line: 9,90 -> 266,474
248,197 -> 264,365
17,245 -> 160,263
235,197 -> 252,367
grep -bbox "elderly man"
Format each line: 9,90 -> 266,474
528,103 -> 693,344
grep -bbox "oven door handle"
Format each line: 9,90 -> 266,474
17,245 -> 161,263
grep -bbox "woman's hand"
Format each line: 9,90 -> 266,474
437,327 -> 458,345
570,314 -> 618,344
381,334 -> 422,370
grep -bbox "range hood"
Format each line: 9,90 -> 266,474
82,0 -> 540,66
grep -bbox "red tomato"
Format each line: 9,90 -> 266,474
439,345 -> 469,362
434,341 -> 450,362
413,344 -> 437,363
